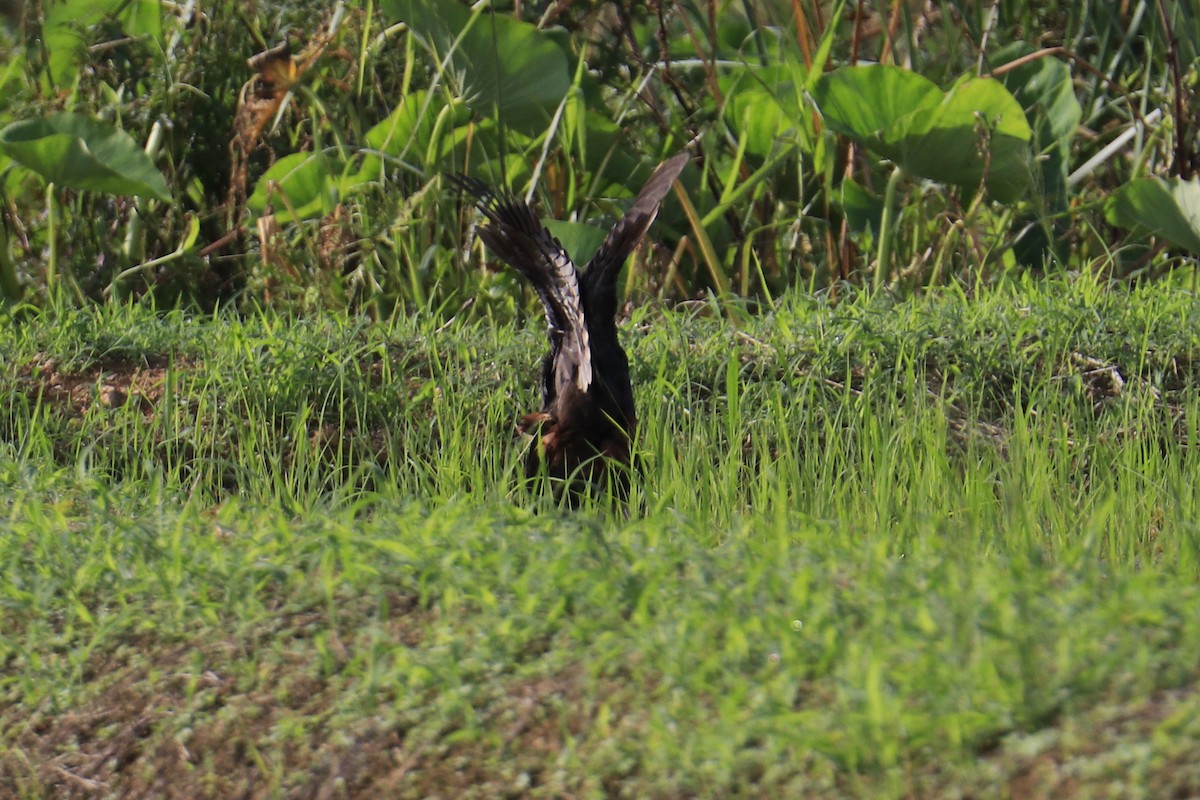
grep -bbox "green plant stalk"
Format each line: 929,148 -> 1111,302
425,103 -> 456,166
106,214 -> 200,299
874,166 -> 903,290
717,134 -> 747,211
400,23 -> 415,101
121,119 -> 167,268
45,182 -> 57,304
0,216 -> 20,301
357,0 -> 374,98
45,184 -> 85,307
739,238 -> 752,296
527,53 -> 587,198
674,182 -> 729,298
748,242 -> 778,313
700,146 -> 793,229
927,220 -> 959,287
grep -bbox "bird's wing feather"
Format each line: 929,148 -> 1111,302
450,174 -> 593,391
582,153 -> 688,319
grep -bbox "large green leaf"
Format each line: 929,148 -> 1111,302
43,0 -> 163,87
43,0 -> 120,87
347,90 -> 468,187
248,152 -> 340,223
994,49 -> 1080,149
382,0 -> 570,134
122,0 -> 164,43
994,43 -> 1081,209
1106,177 -> 1200,254
890,77 -> 1033,201
365,90 -> 467,162
544,219 -> 607,268
561,106 -> 656,197
839,178 -> 885,237
720,63 -> 810,157
0,112 -> 171,201
812,65 -> 1033,202
812,65 -> 943,143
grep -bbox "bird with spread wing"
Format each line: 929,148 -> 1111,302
450,153 -> 688,500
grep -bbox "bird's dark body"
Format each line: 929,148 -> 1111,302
451,154 -> 688,500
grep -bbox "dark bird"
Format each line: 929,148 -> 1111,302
450,153 -> 688,500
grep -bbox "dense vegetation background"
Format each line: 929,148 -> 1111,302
1,0 -> 1198,314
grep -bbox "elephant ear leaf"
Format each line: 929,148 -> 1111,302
1105,177 -> 1200,255
381,0 -> 571,135
812,65 -> 1033,202
0,112 -> 172,202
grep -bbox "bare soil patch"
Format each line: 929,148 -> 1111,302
17,353 -> 195,416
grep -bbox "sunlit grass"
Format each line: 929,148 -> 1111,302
2,276 -> 1200,797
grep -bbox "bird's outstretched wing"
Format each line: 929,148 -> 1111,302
449,174 -> 593,392
582,153 -> 689,321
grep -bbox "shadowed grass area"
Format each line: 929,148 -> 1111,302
2,276 -> 1200,798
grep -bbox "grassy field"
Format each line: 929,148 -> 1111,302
3,275 -> 1200,798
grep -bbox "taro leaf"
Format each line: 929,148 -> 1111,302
812,65 -> 1033,202
812,65 -> 942,143
0,112 -> 171,201
571,108 -> 644,194
839,178 -> 884,236
1106,177 -> 1200,254
545,165 -> 686,266
461,152 -> 535,197
365,90 -> 466,161
1,47 -> 24,100
121,0 -> 164,42
382,0 -> 570,135
43,0 -> 123,87
719,0 -> 838,154
350,90 -> 467,187
720,63 -> 807,157
994,43 -> 1080,208
993,47 -> 1080,148
43,0 -> 163,87
544,219 -> 607,268
890,77 -> 1033,202
248,152 -> 340,223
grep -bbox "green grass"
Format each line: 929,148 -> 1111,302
3,276 -> 1200,798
